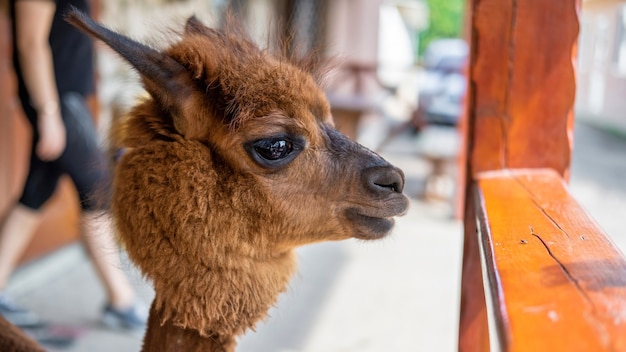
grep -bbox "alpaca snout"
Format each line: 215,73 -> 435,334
363,165 -> 406,196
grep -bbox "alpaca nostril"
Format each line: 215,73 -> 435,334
366,166 -> 405,195
374,181 -> 401,193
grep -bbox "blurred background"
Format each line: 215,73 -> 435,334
0,0 -> 624,351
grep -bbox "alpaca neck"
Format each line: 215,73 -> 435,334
142,250 -> 297,351
142,300 -> 236,352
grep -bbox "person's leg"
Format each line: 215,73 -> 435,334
0,206 -> 42,289
1,100 -> 59,287
80,211 -> 135,309
0,100 -> 60,326
0,206 -> 43,327
59,93 -> 146,329
59,93 -> 137,306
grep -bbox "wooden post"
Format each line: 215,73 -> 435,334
464,0 -> 579,178
459,0 -> 581,350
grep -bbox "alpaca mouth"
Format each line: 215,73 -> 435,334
344,195 -> 409,239
344,208 -> 397,240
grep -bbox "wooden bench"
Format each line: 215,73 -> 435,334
458,0 -> 626,350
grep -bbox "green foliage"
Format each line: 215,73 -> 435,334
418,0 -> 465,57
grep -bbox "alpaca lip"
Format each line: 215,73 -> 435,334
345,209 -> 396,239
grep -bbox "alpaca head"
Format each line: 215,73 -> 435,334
68,11 -> 409,337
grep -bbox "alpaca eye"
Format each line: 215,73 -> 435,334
254,139 -> 293,160
244,135 -> 304,168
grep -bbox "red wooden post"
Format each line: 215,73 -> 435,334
459,0 -> 581,350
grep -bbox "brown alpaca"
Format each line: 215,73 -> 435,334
66,10 -> 409,352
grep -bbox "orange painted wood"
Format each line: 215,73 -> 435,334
474,169 -> 626,351
459,1 -> 581,350
465,0 -> 579,179
458,201 -> 490,352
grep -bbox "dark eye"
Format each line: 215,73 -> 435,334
244,135 -> 304,169
254,139 -> 293,160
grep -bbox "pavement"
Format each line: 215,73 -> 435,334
5,119 -> 626,352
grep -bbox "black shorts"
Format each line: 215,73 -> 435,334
18,92 -> 111,211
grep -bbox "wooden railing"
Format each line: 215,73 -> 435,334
458,0 -> 626,350
470,169 -> 626,351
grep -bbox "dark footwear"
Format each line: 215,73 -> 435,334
0,292 -> 40,327
101,301 -> 147,330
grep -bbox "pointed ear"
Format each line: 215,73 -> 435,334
184,15 -> 213,36
65,8 -> 195,136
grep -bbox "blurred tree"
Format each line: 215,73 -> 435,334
418,0 -> 464,58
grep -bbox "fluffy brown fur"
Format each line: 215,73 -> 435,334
0,316 -> 44,352
66,10 -> 409,352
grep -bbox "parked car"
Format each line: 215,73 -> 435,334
414,38 -> 468,127
375,39 -> 468,152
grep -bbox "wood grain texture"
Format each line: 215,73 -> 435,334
459,0 -> 581,349
466,0 -> 579,178
475,169 -> 626,351
458,200 -> 490,352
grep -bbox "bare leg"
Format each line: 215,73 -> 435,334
0,205 -> 42,290
0,205 -> 42,326
80,211 -> 135,309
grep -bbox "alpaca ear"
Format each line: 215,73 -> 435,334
184,15 -> 212,36
66,8 -> 195,136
